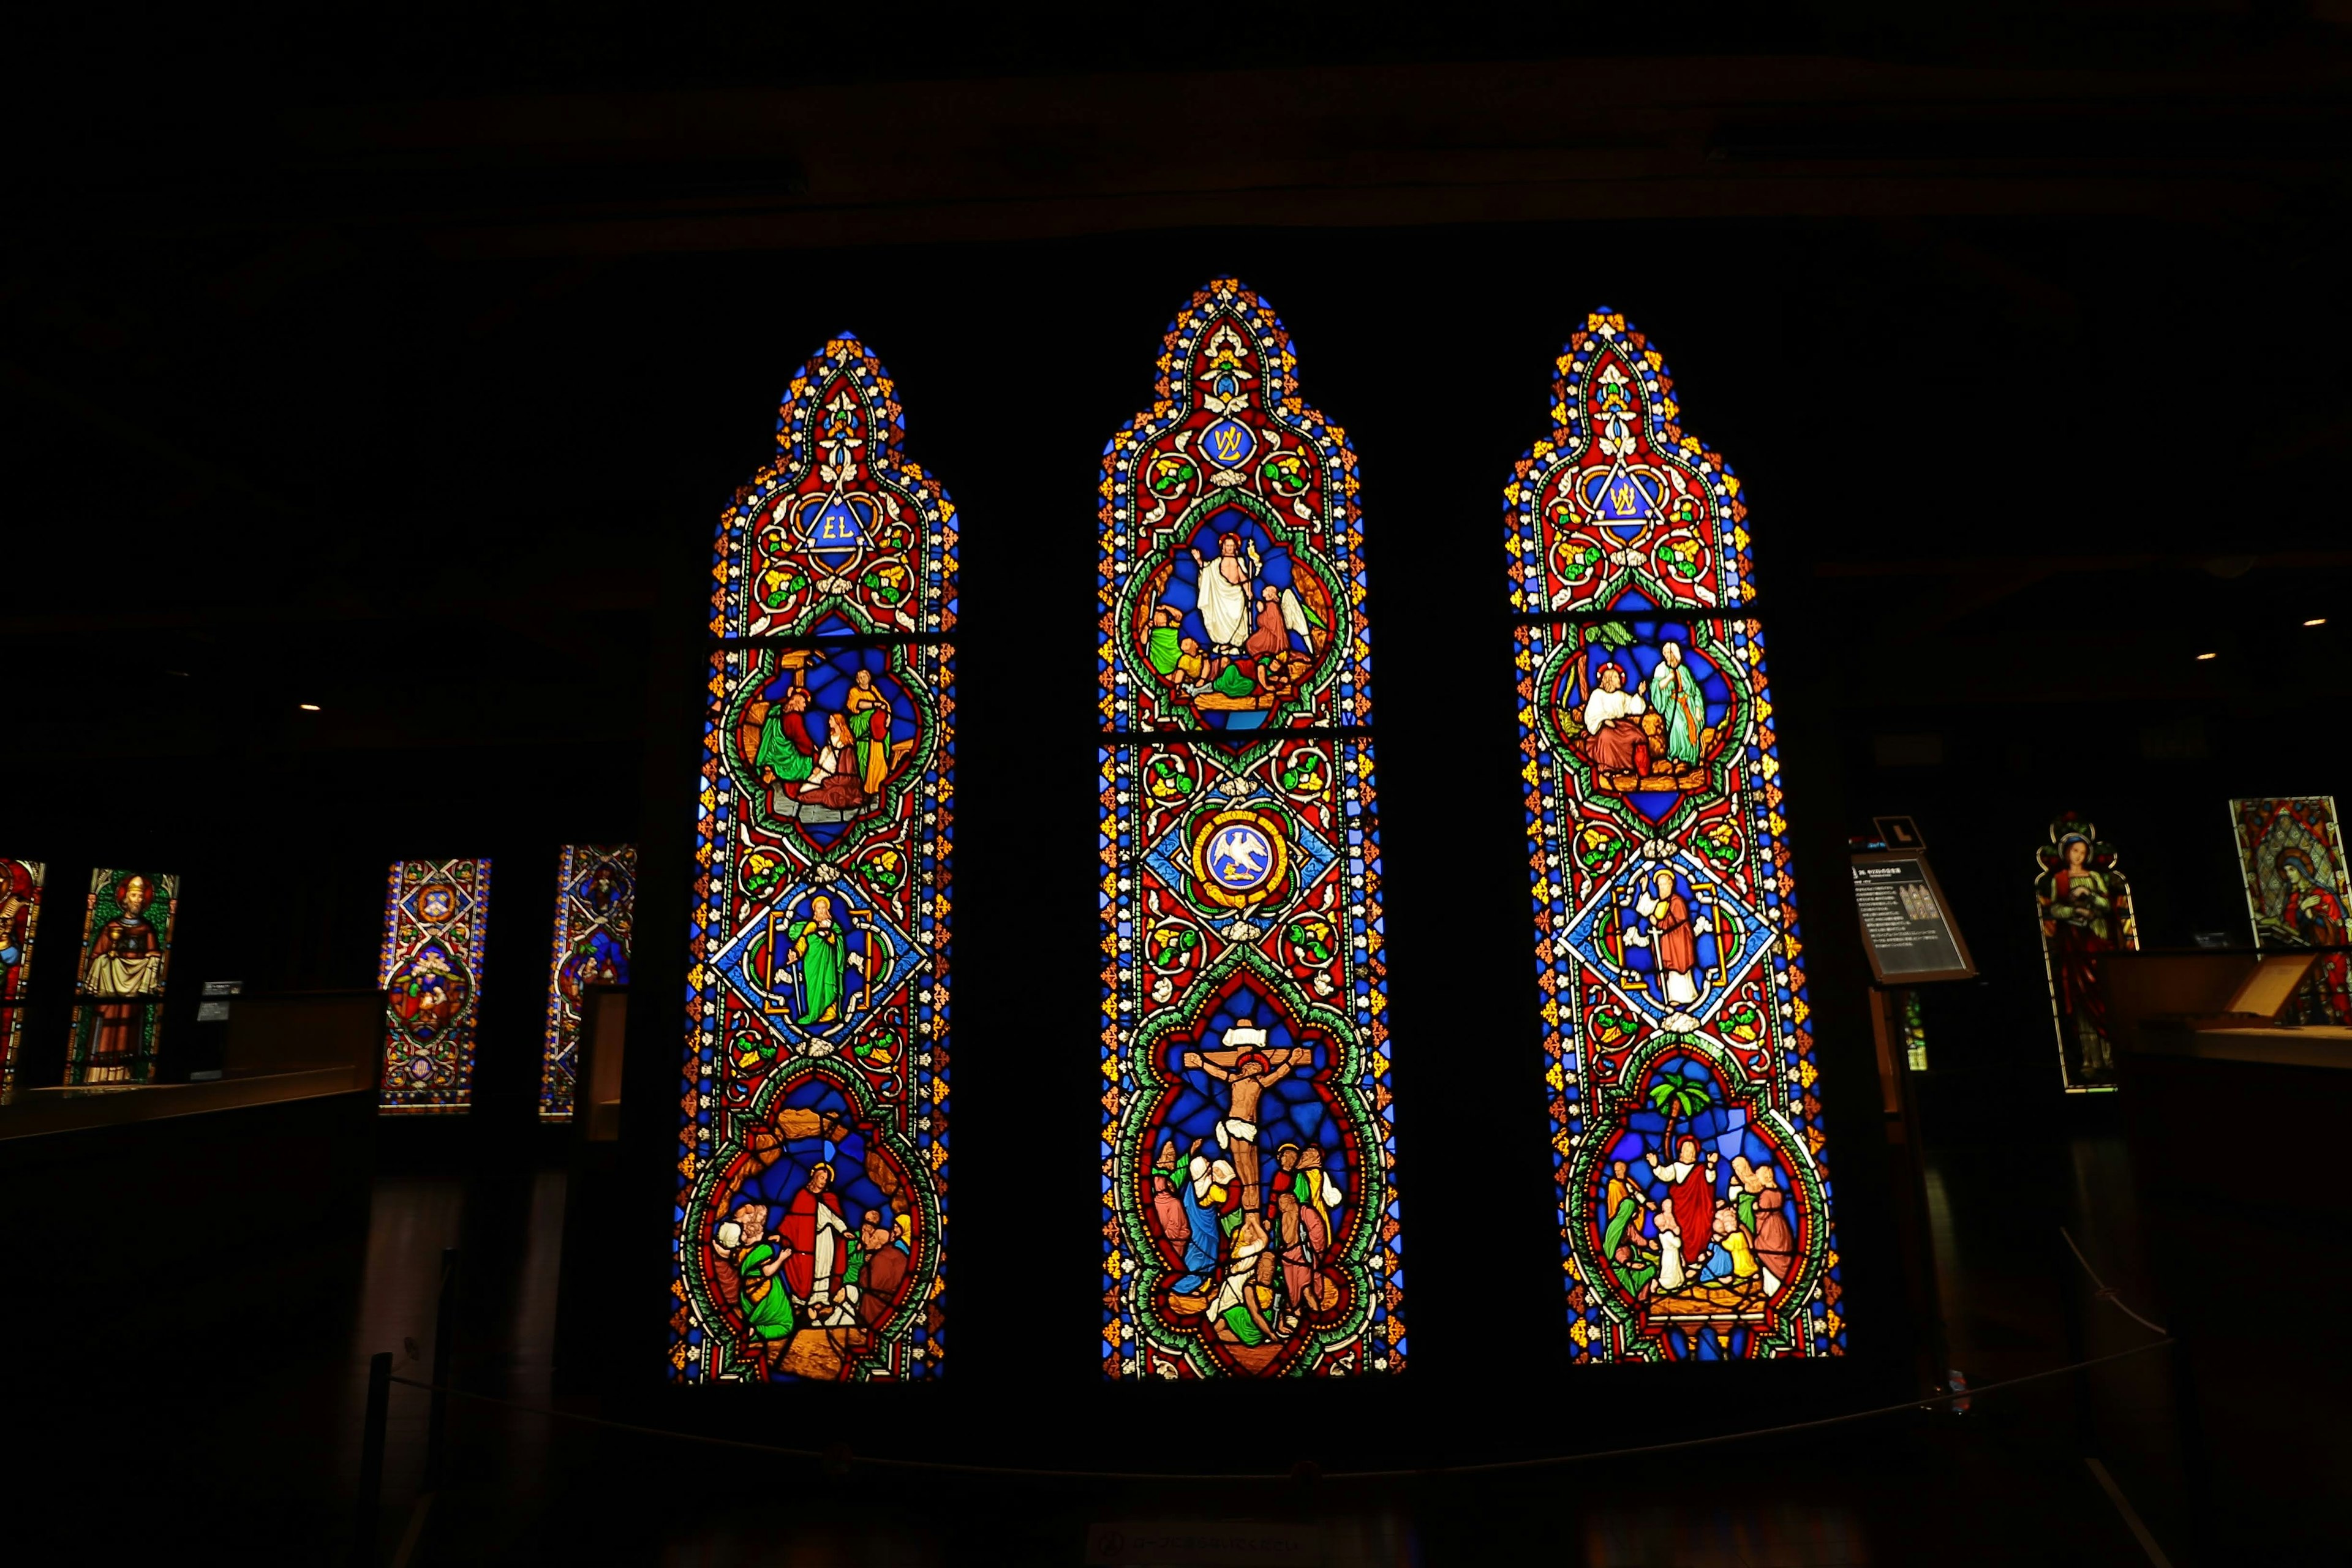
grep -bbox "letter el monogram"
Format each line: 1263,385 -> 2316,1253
1212,427 -> 1243,460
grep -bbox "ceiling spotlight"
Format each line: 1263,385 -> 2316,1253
2195,652 -> 2218,661
298,703 -> 322,711
2305,617 -> 2328,627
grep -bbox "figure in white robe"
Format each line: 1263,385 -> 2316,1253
1190,534 -> 1261,652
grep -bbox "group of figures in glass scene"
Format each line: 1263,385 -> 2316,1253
673,334 -> 953,1383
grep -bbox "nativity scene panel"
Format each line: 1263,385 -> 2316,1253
1099,281 -> 1401,1381
673,335 -> 954,1384
1505,312 -> 1845,1362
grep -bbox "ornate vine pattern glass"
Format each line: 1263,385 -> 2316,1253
671,336 -> 954,1384
1504,311 -> 1845,1361
67,868 -> 179,1086
540,843 -> 638,1121
1,858 -> 43,1090
1099,279 -> 1403,1379
2034,813 -> 2136,1093
2230,796 -> 2351,1025
379,858 -> 492,1114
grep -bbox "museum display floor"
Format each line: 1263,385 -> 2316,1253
15,1088 -> 2319,1567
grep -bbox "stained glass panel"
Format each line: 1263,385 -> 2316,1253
1099,280 -> 1401,1379
540,843 -> 637,1121
1506,311 -> 1845,1362
379,858 -> 492,1114
67,869 -> 179,1086
672,336 -> 953,1384
1,858 -> 43,1090
2035,813 -> 2136,1093
1899,990 -> 1929,1073
2230,796 -> 2351,1025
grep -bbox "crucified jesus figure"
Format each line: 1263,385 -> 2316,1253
1182,1019 -> 1313,1212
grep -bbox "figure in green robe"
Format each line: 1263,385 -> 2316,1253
1648,643 -> 1707,766
756,687 -> 818,785
786,895 -> 855,1025
733,1206 -> 797,1347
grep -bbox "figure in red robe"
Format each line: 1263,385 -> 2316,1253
2281,856 -> 2352,1025
1635,867 -> 1702,1009
778,1161 -> 851,1309
1646,1136 -> 1718,1280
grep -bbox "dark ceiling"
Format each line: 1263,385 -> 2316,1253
6,3 -> 2350,786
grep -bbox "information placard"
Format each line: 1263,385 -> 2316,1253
1851,851 -> 1976,984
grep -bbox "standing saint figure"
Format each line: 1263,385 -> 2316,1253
1646,642 -> 1707,768
1181,1017 -> 1310,1212
2045,833 -> 2120,1077
84,874 -> 167,1079
1581,662 -> 1651,779
1630,867 -> 1703,1009
783,895 -> 863,1026
1190,533 -> 1261,653
1646,1134 -> 1719,1283
844,668 -> 892,796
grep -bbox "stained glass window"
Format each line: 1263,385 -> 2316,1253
1,858 -> 42,1090
379,858 -> 492,1114
67,869 -> 179,1085
541,843 -> 637,1121
1099,280 -> 1401,1379
671,335 -> 954,1384
2230,796 -> 2351,1025
1505,311 -> 1845,1362
2035,813 -> 2136,1092
1898,990 -> 1929,1073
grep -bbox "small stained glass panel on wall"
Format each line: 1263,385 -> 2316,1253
2231,796 -> 2351,1025
1099,280 -> 1403,1379
672,335 -> 954,1384
380,858 -> 492,1114
2,858 -> 46,1089
1504,311 -> 1845,1361
541,844 -> 636,1121
2035,813 -> 2136,1092
67,869 -> 179,1085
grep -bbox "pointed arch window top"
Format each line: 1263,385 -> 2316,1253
1507,311 -> 1755,617
1101,279 -> 1370,737
715,335 -> 956,643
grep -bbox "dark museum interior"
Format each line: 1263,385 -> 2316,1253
4,6 -> 2347,1564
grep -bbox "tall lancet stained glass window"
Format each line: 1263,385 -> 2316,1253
1,858 -> 43,1090
1099,280 -> 1402,1379
541,843 -> 637,1121
672,336 -> 954,1384
67,869 -> 178,1085
2035,813 -> 2136,1093
1504,311 -> 1845,1362
380,858 -> 492,1114
2231,796 -> 2351,1026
